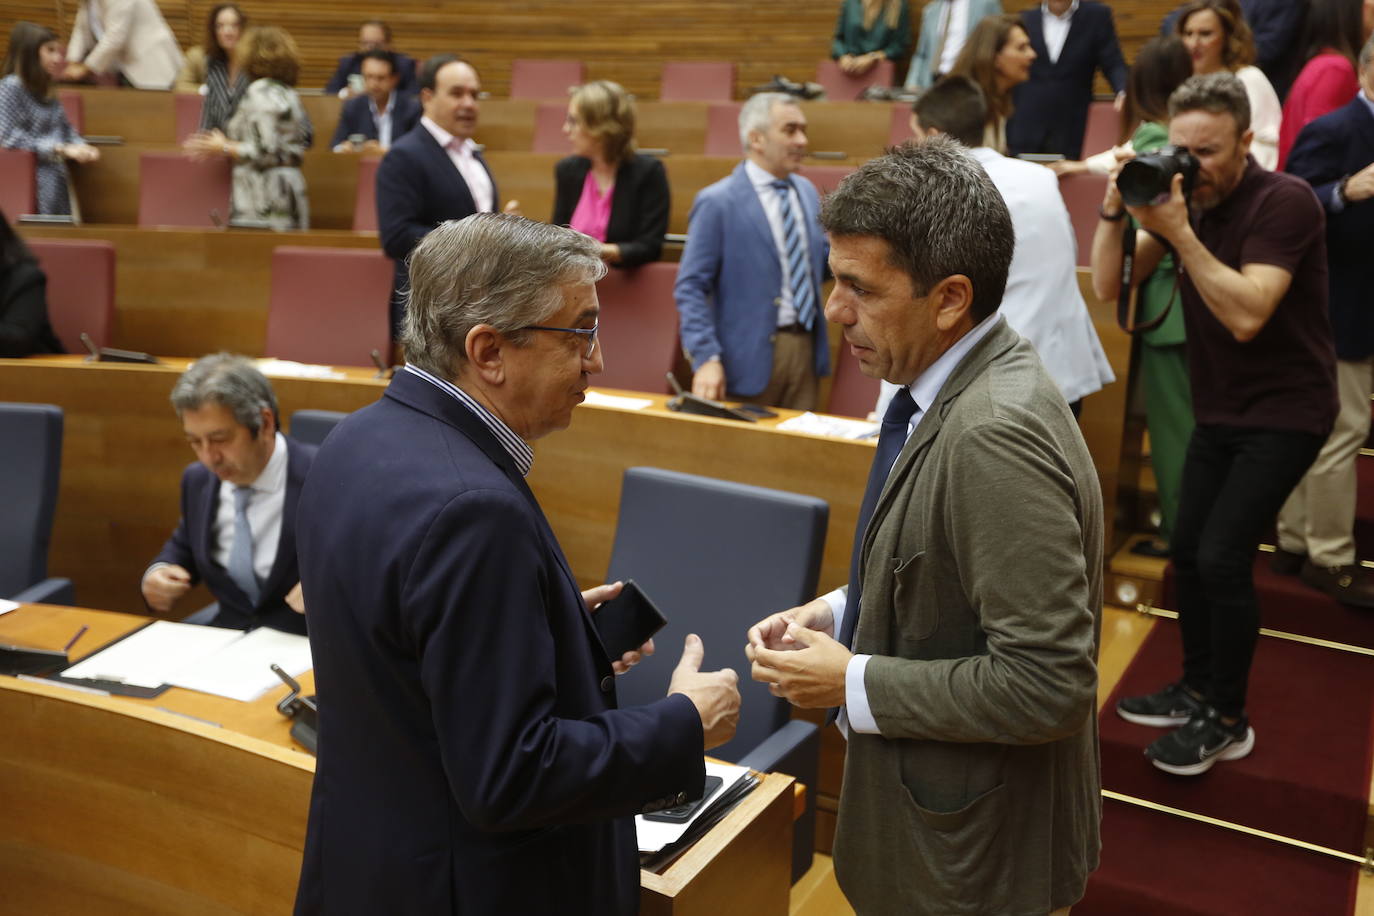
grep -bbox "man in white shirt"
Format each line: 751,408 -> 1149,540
904,0 -> 1004,92
897,75 -> 1115,417
329,50 -> 421,152
142,354 -> 314,634
377,54 -> 516,336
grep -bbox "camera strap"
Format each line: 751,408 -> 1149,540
1116,226 -> 1177,335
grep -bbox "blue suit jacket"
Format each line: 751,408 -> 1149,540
1007,2 -> 1127,159
323,51 -> 418,96
376,124 -> 497,332
293,369 -> 704,915
328,92 -> 421,149
151,436 -> 314,635
675,163 -> 830,398
904,0 -> 1003,91
1285,97 -> 1374,361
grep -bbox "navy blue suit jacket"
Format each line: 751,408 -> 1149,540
1286,97 -> 1374,361
323,51 -> 417,96
293,369 -> 704,915
675,163 -> 830,397
328,92 -> 421,149
151,436 -> 314,635
1007,2 -> 1127,159
376,125 -> 497,332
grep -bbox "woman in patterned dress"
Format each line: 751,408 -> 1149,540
0,22 -> 101,216
183,26 -> 309,230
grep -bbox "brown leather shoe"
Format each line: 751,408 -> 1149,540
1299,560 -> 1374,608
1269,547 -> 1306,576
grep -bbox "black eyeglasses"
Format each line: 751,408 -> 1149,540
520,320 -> 599,359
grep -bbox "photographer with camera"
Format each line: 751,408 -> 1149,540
1091,72 -> 1337,777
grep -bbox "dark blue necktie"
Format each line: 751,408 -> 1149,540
770,179 -> 818,330
838,387 -> 919,650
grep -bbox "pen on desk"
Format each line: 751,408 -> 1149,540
63,624 -> 88,653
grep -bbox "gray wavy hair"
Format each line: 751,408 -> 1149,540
170,352 -> 278,435
400,213 -> 606,378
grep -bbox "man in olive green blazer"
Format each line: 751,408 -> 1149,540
748,138 -> 1102,915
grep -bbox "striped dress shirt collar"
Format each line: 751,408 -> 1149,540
402,364 -> 534,477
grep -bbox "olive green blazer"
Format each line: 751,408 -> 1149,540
833,318 -> 1103,915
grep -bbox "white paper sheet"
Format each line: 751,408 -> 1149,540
776,412 -> 880,440
167,626 -> 312,702
0,599 -> 20,616
582,390 -> 654,411
254,358 -> 346,379
636,761 -> 751,852
61,620 -> 244,688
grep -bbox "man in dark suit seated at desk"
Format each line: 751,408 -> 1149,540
329,50 -> 421,153
140,354 -> 312,635
293,214 -> 740,915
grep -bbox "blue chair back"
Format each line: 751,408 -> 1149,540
606,467 -> 827,761
0,403 -> 63,597
289,409 -> 347,447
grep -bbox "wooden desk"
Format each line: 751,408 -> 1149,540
0,357 -> 873,616
0,603 -> 794,915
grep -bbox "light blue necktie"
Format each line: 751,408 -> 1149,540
771,179 -> 818,330
227,485 -> 261,605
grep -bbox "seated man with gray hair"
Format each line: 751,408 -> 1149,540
141,353 -> 312,634
293,213 -> 740,914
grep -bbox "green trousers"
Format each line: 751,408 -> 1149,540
1140,342 -> 1194,544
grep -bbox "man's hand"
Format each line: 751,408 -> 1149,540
1126,172 -> 1191,245
745,597 -> 834,653
583,581 -> 655,674
1100,146 -> 1136,215
667,634 -> 740,749
748,623 -> 851,709
692,361 -> 725,400
142,564 -> 192,613
285,582 -> 305,614
1343,162 -> 1374,203
502,199 -> 522,216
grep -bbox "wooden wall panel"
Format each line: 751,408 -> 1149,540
7,1 -> 1182,100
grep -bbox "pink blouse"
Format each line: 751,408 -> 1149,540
1278,51 -> 1358,171
568,169 -> 614,242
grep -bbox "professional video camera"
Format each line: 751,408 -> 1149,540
1117,145 -> 1200,206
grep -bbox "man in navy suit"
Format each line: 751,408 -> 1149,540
1007,0 -> 1128,160
323,19 -> 417,98
329,50 -> 421,152
141,354 -> 313,635
675,92 -> 830,410
1275,36 -> 1374,607
376,54 -> 507,335
293,214 -> 740,915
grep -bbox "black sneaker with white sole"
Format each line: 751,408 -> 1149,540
1146,707 -> 1255,776
1116,681 -> 1206,727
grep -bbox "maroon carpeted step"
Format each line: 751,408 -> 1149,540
1161,556 -> 1374,649
1076,801 -> 1359,915
1100,621 -> 1374,853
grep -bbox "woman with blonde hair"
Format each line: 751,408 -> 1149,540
0,21 -> 100,216
1174,0 -> 1282,168
551,80 -> 669,265
830,0 -> 911,77
184,26 -> 310,229
949,14 -> 1037,153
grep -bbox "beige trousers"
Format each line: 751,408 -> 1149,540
731,330 -> 819,411
1276,357 -> 1374,566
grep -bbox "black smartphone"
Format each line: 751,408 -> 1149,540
593,579 -> 668,661
644,775 -> 724,823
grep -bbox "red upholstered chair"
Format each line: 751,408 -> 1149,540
704,103 -> 743,157
659,62 -> 735,102
532,103 -> 568,153
888,102 -> 913,147
27,238 -> 116,352
593,262 -> 681,393
353,156 -> 381,232
1081,100 -> 1120,159
264,247 -> 393,367
137,151 -> 231,227
58,91 -> 85,134
0,149 -> 36,218
826,338 -> 881,419
814,59 -> 893,101
174,93 -> 205,143
509,60 -> 585,99
798,164 -> 856,197
1056,173 -> 1109,268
